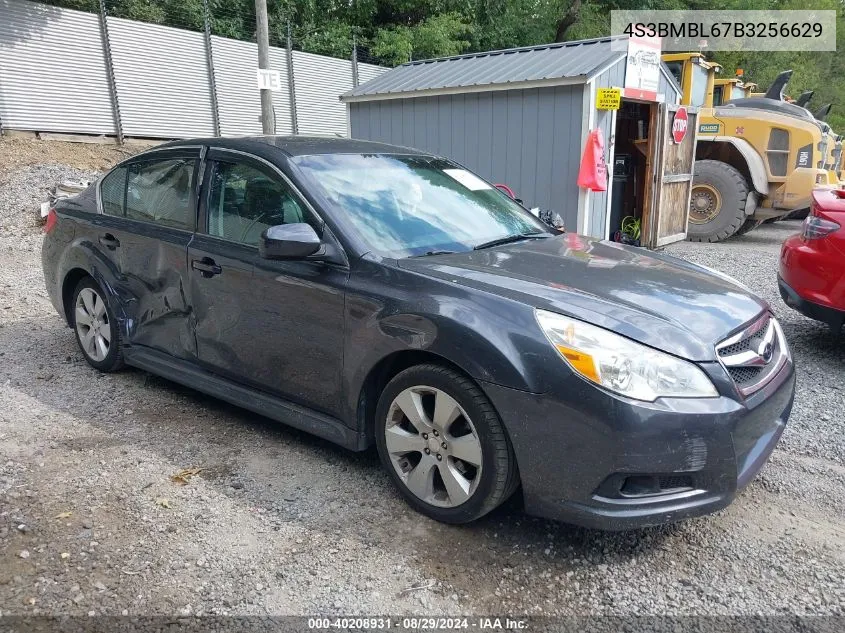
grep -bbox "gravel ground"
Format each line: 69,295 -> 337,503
1,139 -> 843,618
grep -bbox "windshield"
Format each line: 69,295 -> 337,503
291,153 -> 551,258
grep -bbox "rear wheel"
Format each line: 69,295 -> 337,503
375,364 -> 519,524
687,160 -> 748,243
71,277 -> 124,372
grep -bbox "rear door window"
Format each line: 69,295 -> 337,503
126,158 -> 197,231
100,166 -> 128,217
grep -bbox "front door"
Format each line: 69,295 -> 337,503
644,103 -> 699,248
189,150 -> 348,417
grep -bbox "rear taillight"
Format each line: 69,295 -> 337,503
43,208 -> 58,234
802,213 -> 840,239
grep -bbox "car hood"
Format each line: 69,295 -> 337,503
397,234 -> 768,361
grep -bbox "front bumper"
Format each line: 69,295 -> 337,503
481,358 -> 795,530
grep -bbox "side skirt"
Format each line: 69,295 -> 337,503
123,346 -> 367,451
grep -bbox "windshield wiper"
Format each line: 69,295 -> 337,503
473,232 -> 551,251
409,249 -> 458,257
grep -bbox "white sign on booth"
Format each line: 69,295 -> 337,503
624,37 -> 661,100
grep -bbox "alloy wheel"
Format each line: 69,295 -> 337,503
384,386 -> 483,508
75,287 -> 111,362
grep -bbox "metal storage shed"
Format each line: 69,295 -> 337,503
341,36 -> 684,240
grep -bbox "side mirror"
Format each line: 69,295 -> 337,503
537,209 -> 565,232
259,223 -> 321,260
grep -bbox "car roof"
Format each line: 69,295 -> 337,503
154,135 -> 427,158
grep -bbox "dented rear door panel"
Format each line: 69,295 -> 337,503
118,219 -> 196,359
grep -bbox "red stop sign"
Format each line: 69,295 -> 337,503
672,107 -> 689,144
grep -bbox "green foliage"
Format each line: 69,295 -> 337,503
372,26 -> 414,65
412,12 -> 473,60
298,20 -> 355,58
370,12 -> 472,65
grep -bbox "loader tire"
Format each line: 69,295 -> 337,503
687,160 -> 748,243
734,218 -> 762,236
786,208 -> 809,220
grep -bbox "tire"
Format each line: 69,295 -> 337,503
374,364 -> 519,524
687,160 -> 749,243
70,277 -> 125,372
786,208 -> 809,221
734,218 -> 762,236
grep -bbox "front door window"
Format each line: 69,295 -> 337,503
206,162 -> 310,245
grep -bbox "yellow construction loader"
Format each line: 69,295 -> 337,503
713,78 -> 756,105
663,53 -> 838,241
718,73 -> 843,220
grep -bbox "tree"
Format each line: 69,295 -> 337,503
555,0 -> 582,42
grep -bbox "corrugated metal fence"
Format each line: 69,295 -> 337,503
0,0 -> 386,139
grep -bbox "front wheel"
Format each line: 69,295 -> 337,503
374,364 -> 519,524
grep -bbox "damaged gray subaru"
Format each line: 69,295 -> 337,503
42,136 -> 794,530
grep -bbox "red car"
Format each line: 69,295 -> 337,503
779,188 -> 845,331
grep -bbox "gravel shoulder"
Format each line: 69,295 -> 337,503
1,139 -> 843,617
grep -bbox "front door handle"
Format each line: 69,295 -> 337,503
191,257 -> 222,277
98,233 -> 120,250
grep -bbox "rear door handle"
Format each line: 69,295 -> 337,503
191,257 -> 222,277
98,233 -> 120,249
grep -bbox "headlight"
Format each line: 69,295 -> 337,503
535,309 -> 718,402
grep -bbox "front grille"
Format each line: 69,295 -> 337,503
768,128 -> 790,151
717,314 -> 788,397
719,338 -> 751,356
728,365 -> 764,385
768,128 -> 791,176
724,323 -> 770,358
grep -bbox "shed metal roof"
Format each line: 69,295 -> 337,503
342,36 -> 627,102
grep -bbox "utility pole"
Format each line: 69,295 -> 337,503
202,0 -> 220,136
351,34 -> 359,88
98,0 -> 123,144
254,0 -> 274,134
286,21 -> 299,134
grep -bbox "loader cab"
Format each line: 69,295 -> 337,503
662,53 -> 720,108
714,78 -> 755,106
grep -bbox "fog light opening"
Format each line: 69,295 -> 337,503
619,474 -> 695,498
620,475 -> 661,497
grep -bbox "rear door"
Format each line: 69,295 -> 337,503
108,148 -> 201,359
645,104 -> 699,248
189,149 -> 347,416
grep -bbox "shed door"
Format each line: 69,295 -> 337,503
647,103 -> 698,248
